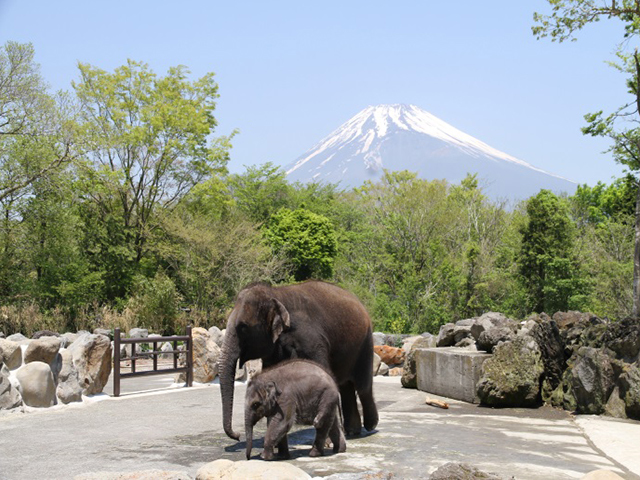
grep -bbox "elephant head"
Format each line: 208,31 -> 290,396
245,379 -> 281,459
219,286 -> 291,440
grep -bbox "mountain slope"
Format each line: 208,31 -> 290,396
285,104 -> 576,199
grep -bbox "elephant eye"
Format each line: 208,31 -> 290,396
252,401 -> 260,409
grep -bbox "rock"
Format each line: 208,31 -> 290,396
618,362 -> 640,420
244,359 -> 262,380
6,333 -> 29,344
175,327 -> 220,384
74,470 -> 191,480
196,459 -> 311,480
565,347 -> 615,415
93,328 -> 112,340
401,336 -> 438,389
61,332 -> 78,348
429,462 -> 504,480
477,336 -> 544,408
128,328 -> 149,339
604,386 -> 627,419
56,349 -> 83,404
454,337 -> 476,349
389,367 -> 403,376
372,352 -> 381,376
530,317 -> 566,404
580,470 -> 626,480
476,327 -> 515,353
453,325 -> 473,345
16,361 -> 56,408
24,337 -> 61,365
208,326 -> 224,348
403,333 -> 436,353
553,311 -> 593,330
31,330 -> 60,339
68,333 -> 112,395
378,362 -> 389,376
602,317 -> 640,362
0,338 -> 22,370
373,345 -> 405,366
0,331 -> 4,338
436,323 -> 455,347
160,342 -> 174,360
0,364 -> 22,410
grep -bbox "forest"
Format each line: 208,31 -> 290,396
0,41 -> 636,337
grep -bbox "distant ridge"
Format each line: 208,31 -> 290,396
285,104 -> 576,200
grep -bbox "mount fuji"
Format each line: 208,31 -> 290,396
285,104 -> 576,200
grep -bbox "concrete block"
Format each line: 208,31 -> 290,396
416,347 -> 492,404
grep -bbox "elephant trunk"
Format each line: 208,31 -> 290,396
219,325 -> 241,440
245,410 -> 254,460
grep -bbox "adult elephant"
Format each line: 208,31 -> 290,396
219,280 -> 378,441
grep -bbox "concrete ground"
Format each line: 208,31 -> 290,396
1,375 -> 639,480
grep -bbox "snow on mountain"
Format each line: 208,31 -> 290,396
285,104 -> 576,200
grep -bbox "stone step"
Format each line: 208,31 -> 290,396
415,347 -> 491,404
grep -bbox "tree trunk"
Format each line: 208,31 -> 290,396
633,177 -> 640,319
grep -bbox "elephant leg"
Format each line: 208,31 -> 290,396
262,415 -> 290,461
276,437 -> 290,459
310,395 -> 337,457
329,415 -> 347,453
340,382 -> 362,436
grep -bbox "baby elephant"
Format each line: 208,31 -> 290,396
244,359 -> 347,460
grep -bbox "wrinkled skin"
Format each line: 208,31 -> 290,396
245,359 -> 347,460
219,281 -> 378,441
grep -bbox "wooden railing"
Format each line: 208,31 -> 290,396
112,326 -> 193,397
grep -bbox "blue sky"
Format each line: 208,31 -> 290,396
0,1 -> 632,186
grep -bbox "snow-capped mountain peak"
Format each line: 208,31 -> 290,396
285,104 -> 575,199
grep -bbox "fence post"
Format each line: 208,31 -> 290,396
114,328 -> 121,397
186,325 -> 193,387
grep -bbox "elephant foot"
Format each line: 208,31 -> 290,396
309,446 -> 324,457
260,450 -> 275,461
345,426 -> 362,437
276,450 -> 291,460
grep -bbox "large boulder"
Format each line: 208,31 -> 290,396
470,312 -> 518,340
372,332 -> 387,346
0,364 -> 22,410
602,317 -> 640,362
429,462 -> 505,480
68,333 -> 112,395
16,361 -> 56,408
24,337 -> 61,365
208,326 -> 224,348
0,338 -> 22,370
564,347 -> 616,415
93,328 -> 112,340
373,345 -> 405,366
529,317 -> 566,403
176,327 -> 220,383
401,336 -> 438,388
618,362 -> 640,420
436,323 -> 456,347
74,470 -> 191,480
6,333 -> 29,344
477,336 -> 544,408
553,311 -> 591,330
476,327 -> 515,353
56,349 -> 83,404
402,333 -> 436,353
31,330 -> 60,340
372,352 -> 381,376
60,332 -> 78,348
196,459 -> 310,480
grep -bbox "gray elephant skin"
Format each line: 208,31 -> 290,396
219,280 -> 378,440
244,359 -> 347,460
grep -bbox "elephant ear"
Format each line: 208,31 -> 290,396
270,298 -> 291,343
265,381 -> 281,403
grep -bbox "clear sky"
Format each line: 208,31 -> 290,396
0,0 -> 632,186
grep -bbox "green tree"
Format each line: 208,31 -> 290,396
264,207 -> 337,281
227,163 -> 293,224
0,42 -> 77,202
518,190 -> 586,313
73,60 -> 233,299
534,1 -> 640,317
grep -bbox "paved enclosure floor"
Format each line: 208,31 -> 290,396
1,376 -> 639,480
